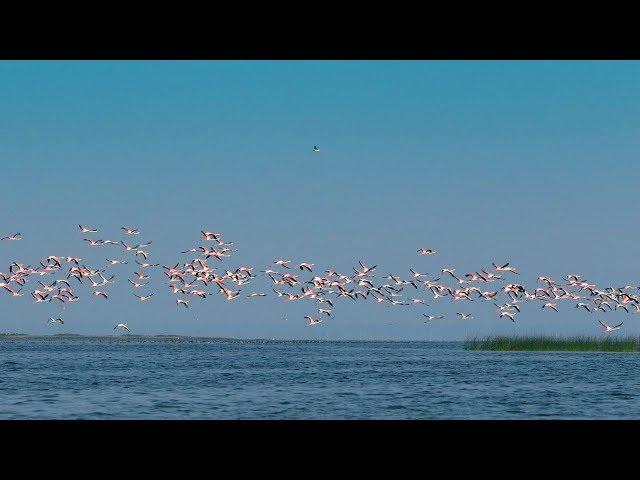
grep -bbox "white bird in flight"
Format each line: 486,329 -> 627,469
500,311 -> 516,322
598,320 -> 623,332
304,315 -> 323,326
176,299 -> 189,308
121,226 -> 140,235
133,293 -> 154,301
107,259 -> 128,265
1,233 -> 22,241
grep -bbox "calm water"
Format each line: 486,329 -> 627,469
1,336 -> 639,419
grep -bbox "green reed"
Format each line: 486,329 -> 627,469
464,335 -> 640,352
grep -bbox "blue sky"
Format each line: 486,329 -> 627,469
1,61 -> 639,339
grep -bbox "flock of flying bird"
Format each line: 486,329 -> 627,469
0,224 -> 632,334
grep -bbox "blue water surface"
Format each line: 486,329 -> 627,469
0,336 -> 638,419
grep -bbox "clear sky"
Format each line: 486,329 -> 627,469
1,61 -> 639,339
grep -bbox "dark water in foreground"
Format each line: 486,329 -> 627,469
1,336 -> 639,419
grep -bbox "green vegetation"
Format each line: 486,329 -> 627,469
465,335 -> 640,352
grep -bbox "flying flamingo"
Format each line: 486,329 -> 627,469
1,233 -> 22,241
598,320 -> 623,332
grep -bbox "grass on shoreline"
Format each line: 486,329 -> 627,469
465,335 -> 640,352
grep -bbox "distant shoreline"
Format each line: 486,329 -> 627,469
0,333 -> 455,343
1,333 -> 640,348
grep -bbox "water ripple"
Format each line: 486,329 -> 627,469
1,337 -> 639,419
